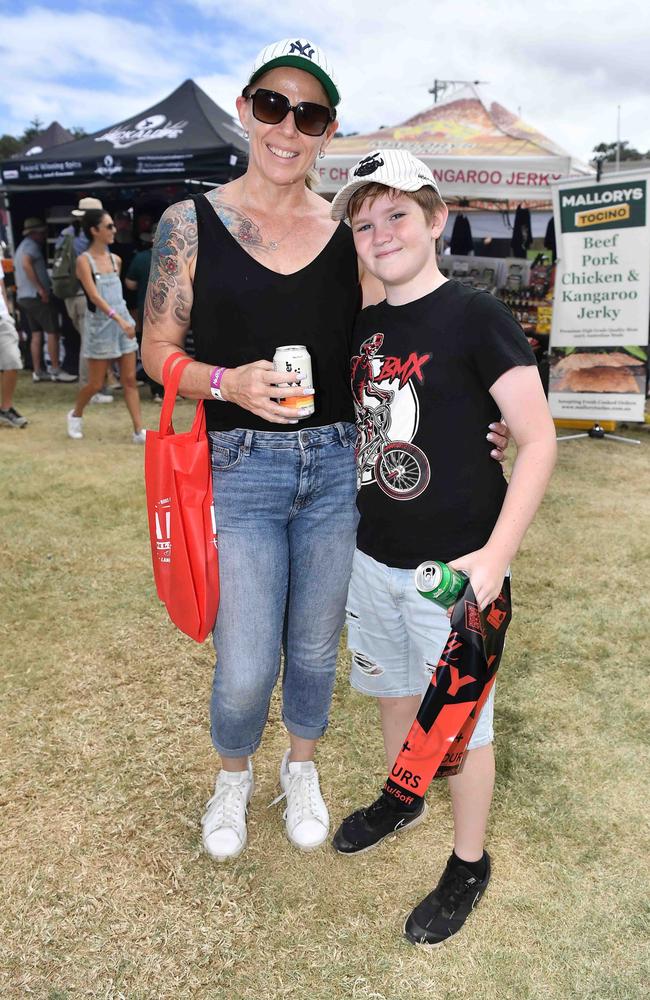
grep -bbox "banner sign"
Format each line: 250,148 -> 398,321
317,155 -> 577,200
1,150 -> 237,188
549,170 -> 650,421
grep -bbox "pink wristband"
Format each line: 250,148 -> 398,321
210,365 -> 227,389
209,365 -> 228,401
108,308 -> 116,319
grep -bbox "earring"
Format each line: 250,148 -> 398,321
318,149 -> 326,159
243,130 -> 249,140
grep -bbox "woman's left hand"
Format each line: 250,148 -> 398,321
488,420 -> 510,462
448,547 -> 508,612
119,315 -> 136,339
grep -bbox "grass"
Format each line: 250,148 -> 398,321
1,374 -> 649,1000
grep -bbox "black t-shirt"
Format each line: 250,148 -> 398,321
351,279 -> 536,568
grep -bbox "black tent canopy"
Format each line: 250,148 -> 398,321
1,80 -> 248,191
15,121 -> 74,158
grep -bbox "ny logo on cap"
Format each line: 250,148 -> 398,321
354,154 -> 385,177
289,40 -> 315,59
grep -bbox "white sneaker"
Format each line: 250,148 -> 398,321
274,750 -> 329,851
132,429 -> 146,444
66,409 -> 83,439
201,762 -> 254,861
90,392 -> 114,404
51,369 -> 78,383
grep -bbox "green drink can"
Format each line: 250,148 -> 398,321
414,560 -> 468,609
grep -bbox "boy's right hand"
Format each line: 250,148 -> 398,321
487,420 -> 510,462
448,547 -> 509,613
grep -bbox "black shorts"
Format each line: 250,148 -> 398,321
17,296 -> 58,333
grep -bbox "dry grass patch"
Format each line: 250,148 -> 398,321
1,374 -> 649,999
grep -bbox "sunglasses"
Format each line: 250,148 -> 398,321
102,223 -> 116,230
247,88 -> 334,137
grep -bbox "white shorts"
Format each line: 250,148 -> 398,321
346,548 -> 495,750
0,315 -> 23,371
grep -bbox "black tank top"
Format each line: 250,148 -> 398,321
191,193 -> 360,432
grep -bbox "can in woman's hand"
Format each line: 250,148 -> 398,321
273,345 -> 315,418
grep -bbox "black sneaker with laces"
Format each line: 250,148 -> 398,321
332,792 -> 427,855
0,406 -> 28,428
404,851 -> 491,946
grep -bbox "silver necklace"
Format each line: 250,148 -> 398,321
240,194 -> 300,251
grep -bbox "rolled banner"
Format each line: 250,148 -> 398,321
383,576 -> 512,809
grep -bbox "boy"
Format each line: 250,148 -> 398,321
329,150 -> 557,945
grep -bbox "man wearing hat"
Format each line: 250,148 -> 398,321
14,217 -> 76,381
55,196 -> 112,397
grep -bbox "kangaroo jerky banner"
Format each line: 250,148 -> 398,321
384,578 -> 512,808
548,169 -> 650,422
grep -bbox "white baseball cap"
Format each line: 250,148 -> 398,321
331,149 -> 442,221
247,38 -> 340,107
71,196 -> 104,217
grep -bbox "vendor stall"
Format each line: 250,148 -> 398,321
318,84 -> 591,203
319,86 -> 592,380
0,79 -> 249,254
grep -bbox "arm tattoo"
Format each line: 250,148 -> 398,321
144,200 -> 197,327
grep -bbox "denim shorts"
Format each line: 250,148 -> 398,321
346,549 -> 495,750
82,314 -> 138,360
208,422 -> 359,757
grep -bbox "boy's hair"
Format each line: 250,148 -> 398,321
347,183 -> 446,225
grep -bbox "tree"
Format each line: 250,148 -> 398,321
591,140 -> 648,163
0,120 -> 87,160
0,134 -> 22,159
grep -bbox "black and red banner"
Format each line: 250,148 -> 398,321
383,578 -> 512,808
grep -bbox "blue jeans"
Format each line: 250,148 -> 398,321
209,423 -> 359,757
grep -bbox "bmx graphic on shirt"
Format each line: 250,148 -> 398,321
350,333 -> 431,501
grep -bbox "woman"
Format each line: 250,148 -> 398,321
67,209 -> 145,442
142,38 -> 508,862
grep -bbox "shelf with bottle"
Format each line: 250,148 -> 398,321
497,284 -> 554,338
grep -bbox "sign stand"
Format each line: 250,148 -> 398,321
557,422 -> 640,445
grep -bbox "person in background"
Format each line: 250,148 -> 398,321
14,218 -> 76,382
134,212 -> 156,245
107,209 -> 139,390
112,209 -> 137,284
66,209 -> 145,443
0,278 -> 28,427
125,230 -> 163,401
55,196 -> 113,404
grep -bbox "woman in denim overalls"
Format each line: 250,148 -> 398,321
67,209 -> 145,442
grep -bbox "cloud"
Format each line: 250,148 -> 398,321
0,4 -> 208,133
1,0 -> 649,161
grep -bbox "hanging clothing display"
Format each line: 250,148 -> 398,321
450,213 -> 474,255
510,205 -> 532,258
544,217 -> 557,262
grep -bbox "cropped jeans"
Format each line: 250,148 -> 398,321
208,423 -> 359,757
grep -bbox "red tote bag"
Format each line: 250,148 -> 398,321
144,352 -> 219,642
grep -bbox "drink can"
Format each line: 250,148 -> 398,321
273,345 -> 315,418
414,560 -> 468,609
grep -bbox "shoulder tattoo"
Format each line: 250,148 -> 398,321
145,200 -> 197,326
205,187 -> 271,253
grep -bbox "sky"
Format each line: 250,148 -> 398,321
1,0 -> 649,163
